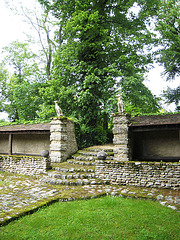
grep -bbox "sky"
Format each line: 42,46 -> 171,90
0,0 -> 179,120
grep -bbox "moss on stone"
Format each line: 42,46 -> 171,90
51,116 -> 74,121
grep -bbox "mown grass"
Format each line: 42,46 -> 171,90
0,196 -> 179,240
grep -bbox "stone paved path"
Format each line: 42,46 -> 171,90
0,171 -> 179,226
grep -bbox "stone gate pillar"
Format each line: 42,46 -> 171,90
113,113 -> 131,161
50,117 -> 78,163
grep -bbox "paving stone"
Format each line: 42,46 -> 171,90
168,205 -> 177,210
121,189 -> 129,194
160,201 -> 167,206
156,195 -> 164,200
165,195 -> 173,202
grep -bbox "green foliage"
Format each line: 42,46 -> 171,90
121,75 -> 161,116
0,119 -> 50,127
75,120 -> 108,149
155,0 -> 180,110
156,0 -> 180,81
0,1 -> 164,147
163,86 -> 180,112
0,64 -> 8,112
36,0 -> 161,146
0,41 -> 45,121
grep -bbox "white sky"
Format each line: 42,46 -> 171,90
0,0 -> 179,120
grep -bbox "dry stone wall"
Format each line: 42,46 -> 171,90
0,155 -> 51,175
96,161 -> 180,190
113,113 -> 131,161
50,117 -> 78,162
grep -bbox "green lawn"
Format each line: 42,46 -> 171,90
0,197 -> 179,240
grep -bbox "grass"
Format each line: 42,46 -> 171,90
0,196 -> 179,240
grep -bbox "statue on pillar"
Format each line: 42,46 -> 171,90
54,101 -> 63,117
116,91 -> 124,113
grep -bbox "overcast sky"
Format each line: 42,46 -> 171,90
0,0 -> 179,120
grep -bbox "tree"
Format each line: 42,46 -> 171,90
5,0 -> 61,81
20,4 -> 60,81
163,86 -> 180,111
0,64 -> 9,112
121,75 -> 160,116
155,0 -> 180,110
38,0 -> 161,146
0,41 -> 43,121
156,0 -> 180,80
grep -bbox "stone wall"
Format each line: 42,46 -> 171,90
96,161 -> 180,190
50,117 -> 78,162
0,155 -> 51,175
113,113 -> 131,161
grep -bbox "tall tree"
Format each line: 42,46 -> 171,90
5,0 -> 61,81
38,0 -> 161,146
163,86 -> 180,111
20,5 -> 60,81
155,0 -> 180,110
121,75 -> 160,115
0,41 -> 43,121
156,0 -> 180,80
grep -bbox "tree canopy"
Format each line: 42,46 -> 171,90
2,0 -> 174,147
0,41 -> 44,121
156,0 -> 180,80
36,0 -> 161,146
155,0 -> 180,111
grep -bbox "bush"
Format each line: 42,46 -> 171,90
74,121 -> 109,149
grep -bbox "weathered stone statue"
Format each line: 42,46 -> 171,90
116,92 -> 124,113
54,101 -> 63,117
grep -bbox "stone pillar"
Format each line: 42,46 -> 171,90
113,113 -> 131,161
50,117 -> 78,163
